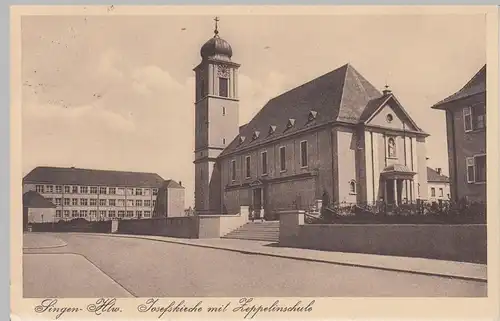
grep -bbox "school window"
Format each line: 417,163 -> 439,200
152,200 -> 156,207
46,185 -> 54,193
109,210 -> 116,218
117,199 -> 125,207
100,199 -> 106,206
35,185 -> 44,193
300,141 -> 308,167
219,77 -> 228,97
387,137 -> 396,158
117,188 -> 125,195
55,210 -> 62,218
64,198 -> 71,206
64,186 -> 71,193
261,151 -> 268,175
80,199 -> 88,206
349,180 -> 357,194
280,146 -> 286,171
90,199 -> 97,206
99,187 -> 107,194
72,198 -> 78,206
231,160 -> 236,181
431,187 -> 436,197
55,185 -> 62,193
118,211 -> 125,218
99,210 -> 106,218
135,188 -> 143,196
144,211 -> 151,218
80,210 -> 88,218
64,210 -> 70,217
439,188 -> 444,197
475,155 -> 486,183
153,188 -> 158,196
90,210 -> 97,217
90,187 -> 98,194
136,210 -> 143,218
80,186 -> 88,194
109,187 -> 116,195
136,200 -> 143,207
109,199 -> 116,206
72,210 -> 79,218
126,211 -> 134,217
144,200 -> 151,207
72,186 -> 78,194
127,188 -> 134,196
245,156 -> 251,178
144,189 -> 150,196
127,199 -> 134,207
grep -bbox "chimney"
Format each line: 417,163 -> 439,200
179,181 -> 182,186
436,168 -> 442,175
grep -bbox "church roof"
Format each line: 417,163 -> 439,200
220,63 -> 422,157
432,65 -> 486,109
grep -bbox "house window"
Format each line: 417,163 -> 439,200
72,186 -> 78,194
219,77 -> 228,97
245,156 -> 251,178
80,199 -> 88,206
136,200 -> 143,207
80,186 -> 88,194
474,154 -> 486,183
90,187 -> 98,194
64,198 -> 71,206
387,137 -> 396,158
46,185 -> 54,193
439,188 -> 444,197
109,187 -> 116,195
90,198 -> 97,206
261,151 -> 268,175
464,105 -> 486,132
99,187 -> 107,194
280,146 -> 286,171
64,186 -> 71,193
144,200 -> 151,207
231,160 -> 236,181
349,180 -> 357,194
100,199 -> 106,206
466,157 -> 475,183
55,185 -> 62,193
300,140 -> 308,167
64,210 -> 70,217
72,198 -> 78,206
431,187 -> 436,197
109,199 -> 116,206
35,185 -> 44,193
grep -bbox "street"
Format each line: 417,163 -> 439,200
23,233 -> 486,297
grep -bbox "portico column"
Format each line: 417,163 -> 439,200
384,179 -> 388,204
393,179 -> 398,206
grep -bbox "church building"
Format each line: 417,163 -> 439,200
194,19 -> 429,218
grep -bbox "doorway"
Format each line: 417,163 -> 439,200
386,180 -> 395,205
252,188 -> 263,220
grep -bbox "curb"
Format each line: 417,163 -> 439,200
23,242 -> 68,250
76,233 -> 487,283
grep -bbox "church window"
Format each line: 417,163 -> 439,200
223,138 -> 226,145
386,114 -> 393,123
245,156 -> 251,179
219,77 -> 229,97
280,146 -> 286,172
387,137 -> 396,158
300,140 -> 308,167
349,180 -> 357,194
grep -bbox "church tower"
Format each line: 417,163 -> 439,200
193,17 -> 240,213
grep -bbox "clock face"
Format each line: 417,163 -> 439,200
217,65 -> 230,78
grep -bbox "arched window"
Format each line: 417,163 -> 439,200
387,137 -> 396,158
349,180 -> 357,194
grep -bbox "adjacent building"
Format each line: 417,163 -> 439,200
431,65 -> 486,203
22,166 -> 185,221
194,21 -> 429,218
23,190 -> 56,228
427,167 -> 450,202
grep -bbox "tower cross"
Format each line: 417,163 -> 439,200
214,16 -> 220,35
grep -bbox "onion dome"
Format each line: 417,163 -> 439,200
200,17 -> 233,60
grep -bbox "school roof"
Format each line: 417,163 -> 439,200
22,166 -> 176,188
220,63 -> 425,157
432,65 -> 486,109
23,191 -> 56,208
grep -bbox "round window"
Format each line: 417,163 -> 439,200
386,114 -> 393,123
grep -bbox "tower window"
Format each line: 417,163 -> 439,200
223,138 -> 226,144
219,77 -> 228,97
349,180 -> 357,194
222,107 -> 226,115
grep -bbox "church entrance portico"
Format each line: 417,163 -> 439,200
381,164 -> 416,207
250,180 -> 265,220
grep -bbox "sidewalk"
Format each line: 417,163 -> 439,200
81,233 -> 487,282
23,233 -> 68,249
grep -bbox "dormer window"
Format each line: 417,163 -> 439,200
239,136 -> 246,144
252,131 -> 260,140
286,119 -> 296,130
308,110 -> 318,121
268,125 -> 277,135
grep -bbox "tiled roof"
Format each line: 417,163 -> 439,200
432,65 -> 486,109
23,166 -> 166,188
382,164 -> 414,173
220,63 -> 422,157
427,167 -> 449,183
23,191 -> 56,208
164,180 -> 184,189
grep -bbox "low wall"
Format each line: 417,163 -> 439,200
279,211 -> 487,263
197,206 -> 249,238
116,217 -> 198,238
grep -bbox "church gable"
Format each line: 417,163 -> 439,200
364,96 -> 420,132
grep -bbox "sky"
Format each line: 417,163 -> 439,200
21,13 -> 486,208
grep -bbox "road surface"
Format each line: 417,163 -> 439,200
23,233 -> 486,297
